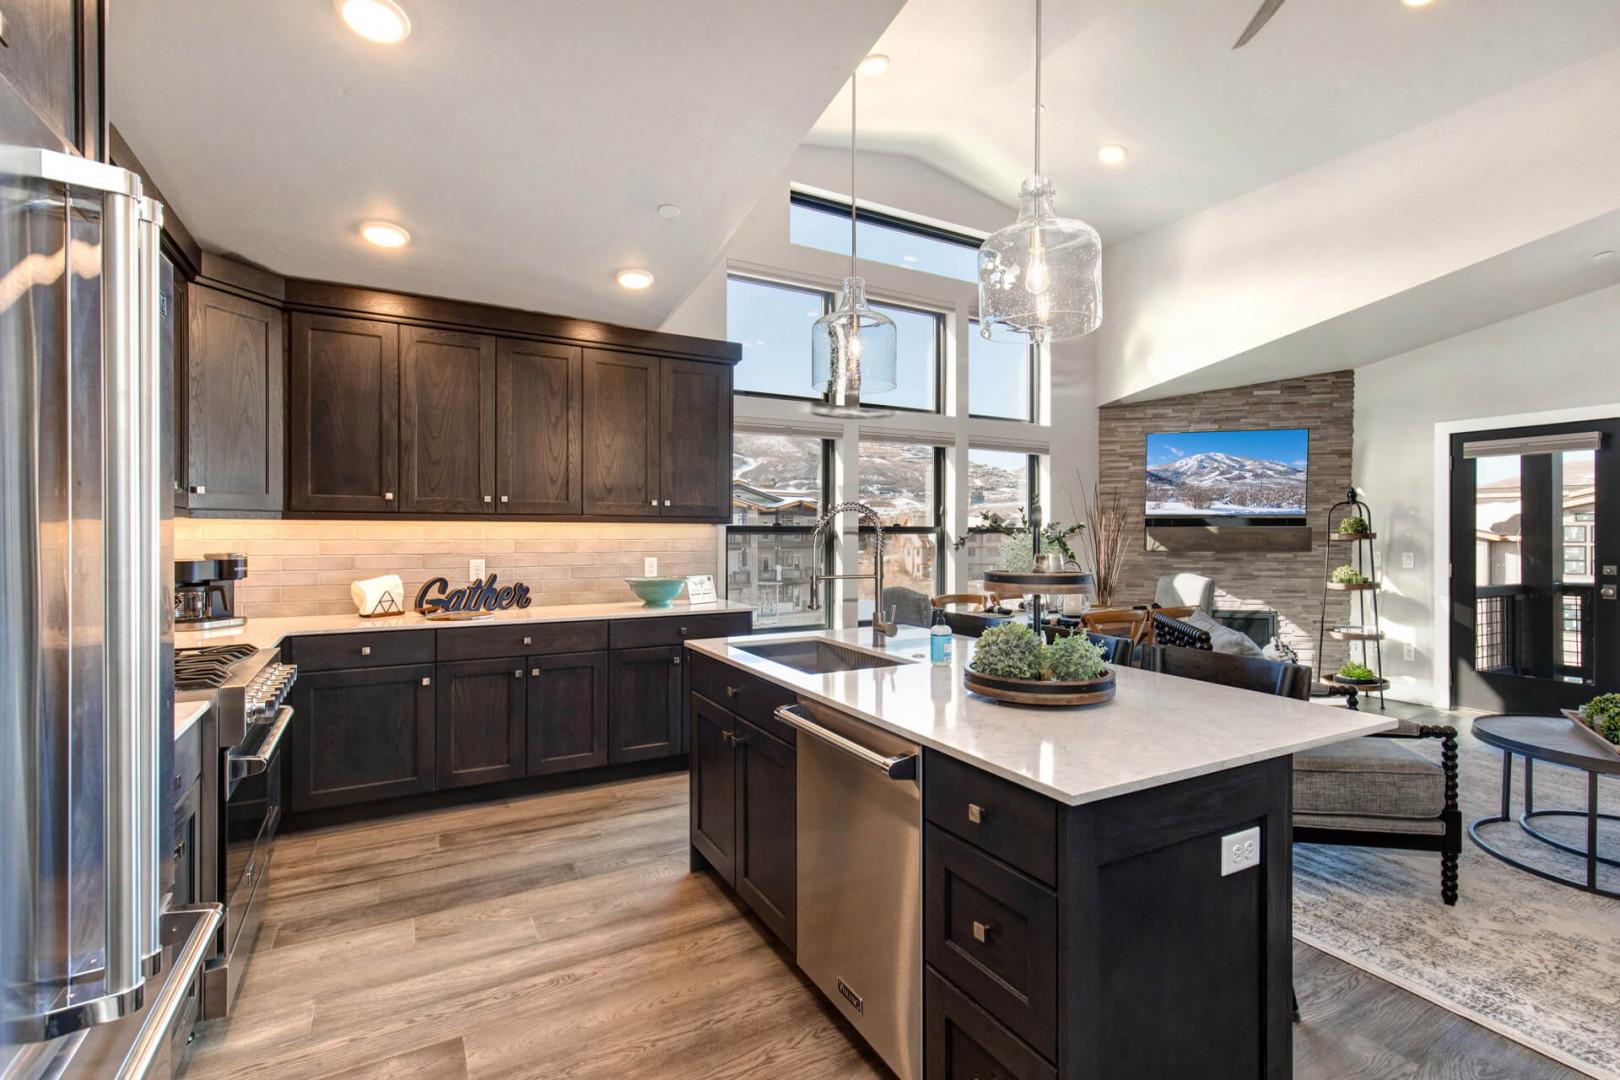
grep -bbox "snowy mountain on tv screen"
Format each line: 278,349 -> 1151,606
1144,436 -> 1307,517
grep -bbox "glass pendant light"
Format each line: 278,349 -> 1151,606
978,0 -> 1101,345
811,72 -> 897,417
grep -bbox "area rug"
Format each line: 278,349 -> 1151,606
1292,711 -> 1620,1079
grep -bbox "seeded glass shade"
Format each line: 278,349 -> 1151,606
979,176 -> 1101,345
811,276 -> 897,415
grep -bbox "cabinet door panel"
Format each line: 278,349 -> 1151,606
436,657 -> 527,789
608,646 -> 681,762
660,358 -> 731,519
526,651 -> 608,775
288,313 -> 399,512
735,718 -> 795,950
689,693 -> 736,883
288,664 -> 434,812
498,339 -> 581,514
582,350 -> 659,516
400,327 -> 495,513
184,284 -> 283,512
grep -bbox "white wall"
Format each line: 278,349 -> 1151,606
1354,282 -> 1620,706
663,144 -> 1099,604
1098,47 -> 1620,406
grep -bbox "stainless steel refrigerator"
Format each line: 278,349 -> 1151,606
1,146 -> 221,1078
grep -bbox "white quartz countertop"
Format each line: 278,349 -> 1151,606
175,699 -> 209,740
686,628 -> 1394,806
175,599 -> 755,651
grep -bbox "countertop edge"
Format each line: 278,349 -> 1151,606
174,699 -> 210,740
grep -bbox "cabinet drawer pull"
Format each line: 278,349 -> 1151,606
421,677 -> 432,686
967,802 -> 986,825
650,500 -> 658,507
500,495 -> 510,503
360,645 -> 372,656
522,636 -> 532,645
483,495 -> 493,503
672,656 -> 681,666
971,920 -> 993,944
513,669 -> 523,678
384,491 -> 394,501
173,774 -> 181,790
189,484 -> 207,495
663,499 -> 671,506
724,685 -> 739,700
531,668 -> 541,677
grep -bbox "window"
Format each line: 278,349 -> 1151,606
726,277 -> 825,400
726,432 -> 829,629
1565,525 -> 1588,542
968,320 -> 1035,422
789,194 -> 980,283
863,301 -> 941,413
857,439 -> 943,622
963,449 -> 1038,584
1563,546 -> 1589,577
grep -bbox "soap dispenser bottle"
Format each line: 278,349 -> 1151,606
930,608 -> 953,666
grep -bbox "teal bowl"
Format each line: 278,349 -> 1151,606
625,577 -> 686,607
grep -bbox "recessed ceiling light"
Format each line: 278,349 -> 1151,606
616,268 -> 655,290
858,53 -> 890,77
1401,0 -> 1435,7
336,0 -> 411,43
657,203 -> 682,219
359,221 -> 410,248
1098,144 -> 1129,166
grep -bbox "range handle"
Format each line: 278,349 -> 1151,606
773,704 -> 918,781
229,706 -> 295,781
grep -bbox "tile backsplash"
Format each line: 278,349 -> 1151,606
174,519 -> 720,619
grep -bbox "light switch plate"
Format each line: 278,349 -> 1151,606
644,556 -> 658,576
1221,826 -> 1261,876
1401,552 -> 1415,569
1404,643 -> 1416,662
469,558 -> 486,582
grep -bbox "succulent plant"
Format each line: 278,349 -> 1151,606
1045,634 -> 1107,681
1330,564 -> 1368,585
1337,661 -> 1378,682
1337,516 -> 1370,536
969,622 -> 1045,680
1582,693 -> 1620,745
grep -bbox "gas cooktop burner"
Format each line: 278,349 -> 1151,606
174,643 -> 260,690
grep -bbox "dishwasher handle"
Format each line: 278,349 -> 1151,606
774,704 -> 918,781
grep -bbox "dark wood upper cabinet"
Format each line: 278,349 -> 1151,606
288,313 -> 400,513
608,646 -> 683,762
497,340 -> 582,515
660,359 -> 732,519
182,284 -> 284,513
526,650 -> 609,775
399,327 -> 496,514
582,349 -> 661,517
435,657 -> 527,789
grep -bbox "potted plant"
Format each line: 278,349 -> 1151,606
954,510 -> 1085,572
1336,516 -> 1371,539
965,623 -> 1115,705
1567,693 -> 1620,746
1330,564 -> 1369,586
1334,660 -> 1382,685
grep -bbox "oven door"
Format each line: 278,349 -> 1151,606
222,706 -> 290,955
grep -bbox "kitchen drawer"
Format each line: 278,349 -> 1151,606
924,750 -> 1057,887
436,620 -> 606,661
284,630 -> 434,672
609,611 -> 751,650
925,824 -> 1058,1061
687,652 -> 796,744
925,967 -> 1056,1080
173,717 -> 202,796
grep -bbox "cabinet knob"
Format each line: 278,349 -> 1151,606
483,495 -> 493,504
421,677 -> 432,686
500,495 -> 510,503
966,802 -> 986,825
189,484 -> 207,495
724,685 -> 739,699
971,920 -> 993,944
650,500 -> 658,507
531,668 -> 540,677
680,626 -> 688,635
522,636 -> 532,645
672,656 -> 681,666
664,499 -> 672,507
360,645 -> 372,656
384,491 -> 395,501
514,669 -> 523,678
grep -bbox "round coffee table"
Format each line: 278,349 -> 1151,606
1470,714 -> 1620,899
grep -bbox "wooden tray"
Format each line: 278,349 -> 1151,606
1563,709 -> 1620,754
982,570 -> 1095,596
422,609 -> 494,622
964,667 -> 1115,706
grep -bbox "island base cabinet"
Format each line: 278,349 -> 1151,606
925,969 -> 1056,1080
436,657 -> 527,789
689,693 -> 738,882
733,719 -> 796,951
288,663 -> 436,812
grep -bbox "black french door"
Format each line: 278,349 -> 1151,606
1449,418 -> 1619,712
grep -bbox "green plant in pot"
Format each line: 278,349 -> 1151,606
1580,693 -> 1620,745
1330,564 -> 1368,585
969,622 -> 1045,679
1045,633 -> 1107,681
1336,661 -> 1379,683
1337,516 -> 1370,537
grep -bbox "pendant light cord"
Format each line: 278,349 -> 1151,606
1033,0 -> 1043,179
850,74 -> 858,279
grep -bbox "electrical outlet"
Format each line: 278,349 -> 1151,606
644,556 -> 658,576
469,558 -> 486,582
1220,826 -> 1261,876
1404,643 -> 1416,662
1401,552 -> 1415,569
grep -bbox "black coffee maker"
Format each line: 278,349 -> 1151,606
174,552 -> 249,630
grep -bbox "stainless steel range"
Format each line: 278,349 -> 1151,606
175,643 -> 296,1018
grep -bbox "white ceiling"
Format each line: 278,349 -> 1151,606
109,0 -> 903,328
811,0 -> 1620,243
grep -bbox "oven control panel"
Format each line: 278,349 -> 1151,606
245,662 -> 297,722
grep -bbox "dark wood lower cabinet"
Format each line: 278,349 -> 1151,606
688,693 -> 737,882
527,651 -> 609,775
436,657 -> 527,789
734,718 -> 796,950
288,663 -> 435,812
925,968 -> 1057,1080
609,646 -> 683,762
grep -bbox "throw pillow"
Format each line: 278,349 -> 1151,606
1184,608 -> 1266,658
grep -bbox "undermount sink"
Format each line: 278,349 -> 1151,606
738,638 -> 907,675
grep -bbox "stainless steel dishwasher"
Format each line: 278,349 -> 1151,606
775,701 -> 922,1080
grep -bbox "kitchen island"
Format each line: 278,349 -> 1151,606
684,627 -> 1391,1080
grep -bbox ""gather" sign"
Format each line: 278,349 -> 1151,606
414,574 -> 533,615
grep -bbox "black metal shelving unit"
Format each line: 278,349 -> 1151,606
1316,487 -> 1388,711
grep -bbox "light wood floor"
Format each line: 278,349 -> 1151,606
182,772 -> 1578,1080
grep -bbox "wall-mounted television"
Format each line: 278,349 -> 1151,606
1145,428 -> 1308,528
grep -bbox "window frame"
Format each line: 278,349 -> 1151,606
857,443 -> 947,620
790,191 -> 985,260
724,434 -> 837,631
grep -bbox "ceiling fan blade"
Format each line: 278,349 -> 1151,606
1233,0 -> 1287,48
